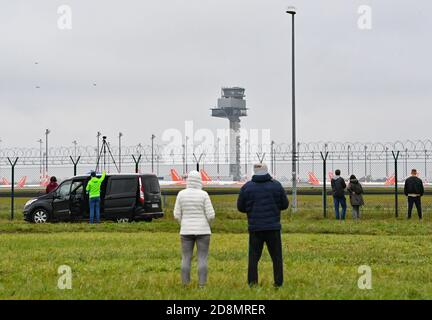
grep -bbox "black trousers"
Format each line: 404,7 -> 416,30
408,196 -> 422,219
248,230 -> 283,287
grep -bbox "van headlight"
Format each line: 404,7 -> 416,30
25,199 -> 37,208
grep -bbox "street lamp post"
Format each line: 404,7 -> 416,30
185,136 -> 189,174
364,146 -> 367,182
286,6 -> 297,211
245,139 -> 248,178
119,132 -> 123,173
385,147 -> 389,177
405,148 -> 408,177
216,137 -> 221,179
347,145 -> 351,175
45,129 -> 50,175
182,144 -> 186,175
271,140 -> 275,175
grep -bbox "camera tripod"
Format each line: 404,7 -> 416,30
96,136 -> 119,173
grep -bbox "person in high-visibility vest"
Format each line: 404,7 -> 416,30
86,171 -> 106,224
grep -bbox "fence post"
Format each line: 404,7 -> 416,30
320,151 -> 329,218
70,156 -> 81,176
132,155 -> 142,173
7,157 -> 19,221
392,151 -> 400,218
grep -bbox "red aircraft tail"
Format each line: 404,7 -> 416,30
385,175 -> 396,186
200,169 -> 212,182
16,176 -> 27,188
170,169 -> 184,182
328,171 -> 334,180
308,172 -> 321,185
1,178 -> 10,186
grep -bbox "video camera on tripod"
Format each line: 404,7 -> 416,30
96,136 -> 119,173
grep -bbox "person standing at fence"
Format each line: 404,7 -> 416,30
174,170 -> 215,288
347,175 -> 364,219
237,163 -> 289,288
45,176 -> 58,194
404,169 -> 424,220
86,170 -> 106,224
331,169 -> 347,220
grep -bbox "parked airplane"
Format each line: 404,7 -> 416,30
158,169 -> 187,186
200,169 -> 244,186
1,177 -> 10,186
307,172 -> 406,187
0,176 -> 39,188
158,169 -> 244,187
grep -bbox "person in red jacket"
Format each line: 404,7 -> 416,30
46,176 -> 59,194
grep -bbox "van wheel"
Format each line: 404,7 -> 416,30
117,218 -> 130,223
32,209 -> 49,224
143,217 -> 153,222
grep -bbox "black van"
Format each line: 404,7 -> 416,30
23,173 -> 163,223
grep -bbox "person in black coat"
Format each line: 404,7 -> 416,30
404,169 -> 424,219
331,169 -> 347,220
237,163 -> 289,287
347,175 -> 364,219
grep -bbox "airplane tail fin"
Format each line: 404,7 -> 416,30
170,169 -> 184,182
40,175 -> 50,187
16,176 -> 27,188
308,172 -> 320,185
385,175 -> 396,186
1,178 -> 10,186
328,171 -> 334,181
200,169 -> 212,182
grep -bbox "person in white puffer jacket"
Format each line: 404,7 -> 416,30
174,170 -> 215,287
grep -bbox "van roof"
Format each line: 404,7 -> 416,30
71,173 -> 158,179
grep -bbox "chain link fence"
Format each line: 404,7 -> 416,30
1,140 -> 432,220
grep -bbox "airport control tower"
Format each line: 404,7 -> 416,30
211,87 -> 248,181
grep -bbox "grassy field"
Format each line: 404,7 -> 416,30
0,194 -> 431,300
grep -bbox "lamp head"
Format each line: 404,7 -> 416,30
286,6 -> 296,15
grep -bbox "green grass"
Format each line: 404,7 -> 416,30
0,195 -> 431,300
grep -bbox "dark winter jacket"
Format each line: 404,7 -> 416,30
404,176 -> 424,196
237,174 -> 289,232
347,179 -> 364,206
46,182 -> 59,194
331,176 -> 346,198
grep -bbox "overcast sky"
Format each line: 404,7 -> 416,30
0,0 -> 431,148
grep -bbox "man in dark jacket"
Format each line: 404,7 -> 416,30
404,169 -> 424,219
237,163 -> 289,287
331,169 -> 347,220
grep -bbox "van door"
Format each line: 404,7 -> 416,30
52,180 -> 72,221
141,175 -> 162,212
69,180 -> 86,220
103,176 -> 138,219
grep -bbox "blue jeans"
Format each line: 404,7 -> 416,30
333,196 -> 347,220
89,197 -> 101,224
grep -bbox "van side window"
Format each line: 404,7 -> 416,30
108,178 -> 136,195
71,181 -> 84,197
57,181 -> 72,200
144,176 -> 161,193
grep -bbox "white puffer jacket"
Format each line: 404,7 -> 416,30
174,171 -> 215,235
